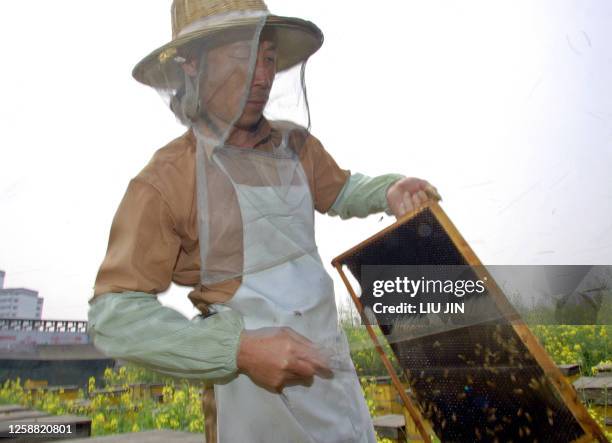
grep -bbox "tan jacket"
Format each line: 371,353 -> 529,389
91,120 -> 349,313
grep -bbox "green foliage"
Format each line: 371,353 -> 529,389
530,325 -> 611,375
342,321 -> 401,377
1,367 -> 204,437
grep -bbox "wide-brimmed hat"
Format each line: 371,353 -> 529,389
133,0 -> 323,89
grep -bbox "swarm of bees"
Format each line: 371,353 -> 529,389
398,324 -> 584,442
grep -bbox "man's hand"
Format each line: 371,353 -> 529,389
386,177 -> 442,218
236,327 -> 332,393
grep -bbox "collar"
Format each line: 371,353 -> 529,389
188,118 -> 273,159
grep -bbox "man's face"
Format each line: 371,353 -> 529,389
187,38 -> 277,130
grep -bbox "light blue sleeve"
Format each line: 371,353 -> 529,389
87,291 -> 244,381
327,172 -> 405,219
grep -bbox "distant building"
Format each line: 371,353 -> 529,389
0,270 -> 43,319
0,317 -> 90,349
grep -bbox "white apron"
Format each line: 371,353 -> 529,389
210,150 -> 377,443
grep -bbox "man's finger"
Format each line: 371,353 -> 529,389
296,346 -> 331,371
397,201 -> 406,217
282,328 -> 331,371
284,328 -> 316,348
424,184 -> 442,201
402,178 -> 426,195
416,190 -> 430,207
411,192 -> 423,209
286,357 -> 318,379
402,193 -> 414,215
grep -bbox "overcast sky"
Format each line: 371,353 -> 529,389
1,0 -> 611,321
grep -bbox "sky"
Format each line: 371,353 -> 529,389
0,0 -> 611,321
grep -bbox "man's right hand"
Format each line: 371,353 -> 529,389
236,327 -> 332,393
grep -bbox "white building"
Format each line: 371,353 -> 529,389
0,270 -> 43,319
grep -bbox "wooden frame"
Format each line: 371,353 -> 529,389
332,201 -> 607,443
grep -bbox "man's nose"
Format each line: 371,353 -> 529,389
252,55 -> 273,89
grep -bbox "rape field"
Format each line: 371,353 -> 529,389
1,324 -> 610,441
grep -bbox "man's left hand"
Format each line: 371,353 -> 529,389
386,177 -> 442,218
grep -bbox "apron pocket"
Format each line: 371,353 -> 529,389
281,369 -> 364,443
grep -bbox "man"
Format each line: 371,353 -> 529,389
88,1 -> 441,442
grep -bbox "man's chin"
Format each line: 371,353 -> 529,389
234,115 -> 265,132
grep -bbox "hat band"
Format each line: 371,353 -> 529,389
177,9 -> 269,38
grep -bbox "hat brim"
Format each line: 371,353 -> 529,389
132,15 -> 323,89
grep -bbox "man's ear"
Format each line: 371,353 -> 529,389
181,58 -> 198,77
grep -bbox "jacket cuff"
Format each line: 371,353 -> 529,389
328,172 -> 405,219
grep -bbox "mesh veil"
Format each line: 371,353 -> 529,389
139,10 -> 317,285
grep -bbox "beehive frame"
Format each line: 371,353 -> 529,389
332,201 -> 607,443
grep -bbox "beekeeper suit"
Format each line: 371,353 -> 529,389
87,1 -> 441,442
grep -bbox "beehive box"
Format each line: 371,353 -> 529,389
595,362 -> 612,378
558,363 -> 582,385
26,384 -> 80,401
333,202 -> 607,443
574,377 -> 612,406
364,376 -> 406,416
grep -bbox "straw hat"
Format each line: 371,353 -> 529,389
133,0 -> 323,88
